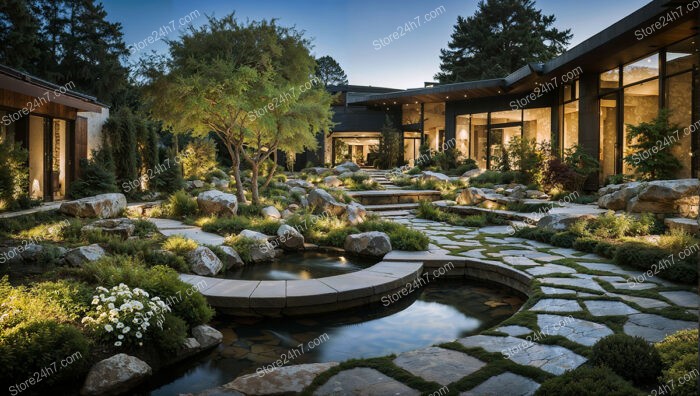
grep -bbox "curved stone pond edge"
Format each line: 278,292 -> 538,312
179,251 -> 533,317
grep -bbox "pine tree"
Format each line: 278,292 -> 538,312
0,0 -> 42,73
436,0 -> 571,83
315,55 -> 348,86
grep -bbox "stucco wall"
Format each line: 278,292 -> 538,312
77,107 -> 109,158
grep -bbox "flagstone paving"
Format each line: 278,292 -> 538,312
461,372 -> 540,396
393,347 -> 486,385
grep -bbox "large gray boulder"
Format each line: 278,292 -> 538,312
289,186 -> 307,196
335,161 -> 360,172
65,244 -> 106,267
218,246 -> 244,270
344,231 -> 392,257
81,218 -> 135,240
276,224 -> 305,250
303,167 -> 332,176
80,354 -> 152,396
308,188 -> 347,216
261,206 -> 282,220
598,180 -> 699,217
537,213 -> 598,231
462,168 -> 485,178
239,229 -> 270,243
187,246 -> 223,276
346,202 -> 367,225
192,325 -> 224,349
421,171 -> 451,182
456,188 -> 487,206
287,179 -> 315,190
323,175 -> 343,188
597,182 -> 643,211
19,244 -> 67,263
197,190 -> 238,216
60,193 -> 126,219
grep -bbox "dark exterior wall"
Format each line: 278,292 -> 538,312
578,72 -> 601,189
694,65 -> 699,177
332,105 -> 387,132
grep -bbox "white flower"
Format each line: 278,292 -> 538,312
107,303 -> 115,310
91,298 -> 99,305
135,332 -> 142,339
117,334 -> 124,340
116,322 -> 124,329
104,324 -> 113,333
122,326 -> 131,334
114,341 -> 122,347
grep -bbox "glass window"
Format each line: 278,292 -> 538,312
623,53 -> 659,85
470,113 -> 488,169
599,94 -> 618,182
600,68 -> 620,93
623,79 -> 659,173
563,101 -> 579,149
423,102 -> 446,152
666,37 -> 699,75
402,103 -> 421,126
666,72 -> 693,178
575,80 -> 580,99
456,115 -> 470,158
490,109 -> 521,125
523,108 -> 551,143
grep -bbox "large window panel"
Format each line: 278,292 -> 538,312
666,37 -> 698,75
563,101 -> 579,149
490,109 -> 521,125
600,68 -> 620,93
599,94 -> 618,182
470,113 -> 488,169
456,115 -> 470,157
523,108 -> 551,143
623,53 -> 659,85
623,79 -> 659,173
666,72 -> 693,178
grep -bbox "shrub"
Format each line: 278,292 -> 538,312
660,353 -> 699,396
655,329 -> 698,368
614,241 -> 697,284
162,235 -> 198,256
152,147 -> 185,193
572,237 -> 600,253
31,280 -> 93,321
591,334 -> 662,385
315,227 -> 359,247
624,109 -> 682,180
181,138 -> 218,180
133,219 -> 159,238
69,149 -> 119,198
550,231 -> 578,248
224,235 -> 258,264
357,219 -> 429,251
594,240 -> 619,258
506,136 -> 543,183
535,366 -> 641,396
514,227 -> 555,244
143,250 -> 189,272
658,229 -> 698,252
152,313 -> 189,353
165,190 -> 198,218
371,115 -> 402,169
0,141 -> 29,207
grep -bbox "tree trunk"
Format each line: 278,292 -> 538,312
250,162 -> 260,205
261,150 -> 278,190
230,145 -> 247,204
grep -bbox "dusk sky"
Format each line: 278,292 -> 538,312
103,0 -> 648,89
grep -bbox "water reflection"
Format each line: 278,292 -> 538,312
221,252 -> 377,280
145,279 -> 525,395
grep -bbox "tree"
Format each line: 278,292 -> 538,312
0,0 -> 42,73
372,116 -> 402,169
435,0 -> 571,83
624,109 -> 683,180
315,55 -> 348,86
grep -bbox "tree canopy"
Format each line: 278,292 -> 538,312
435,0 -> 571,83
315,55 -> 348,86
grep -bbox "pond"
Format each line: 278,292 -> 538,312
219,251 -> 378,280
143,279 -> 525,395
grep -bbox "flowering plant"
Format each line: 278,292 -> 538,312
81,283 -> 170,347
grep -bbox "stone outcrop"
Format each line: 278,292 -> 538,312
344,231 -> 392,257
307,188 -> 347,216
276,224 -> 305,250
187,246 -> 223,276
421,171 -> 451,182
598,179 -> 699,217
323,175 -> 343,187
261,206 -> 282,220
346,202 -> 367,225
462,168 -> 486,178
456,187 -> 487,206
60,193 -> 127,219
218,246 -> 245,269
80,354 -> 152,396
64,244 -> 107,266
81,218 -> 136,240
197,190 -> 238,216
537,213 -> 598,231
334,161 -> 360,173
192,325 -> 224,349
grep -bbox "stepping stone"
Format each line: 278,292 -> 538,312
537,314 -> 613,346
540,277 -> 605,293
392,347 -> 485,386
623,313 -> 697,342
584,300 -> 639,316
540,286 -> 596,297
502,256 -> 539,266
549,248 -> 579,258
659,291 -> 700,308
525,240 -> 552,249
496,325 -> 532,336
577,262 -> 672,286
461,372 -> 540,396
530,299 -> 582,312
458,335 -> 586,375
607,293 -> 670,309
525,264 -> 576,276
224,362 -> 338,395
459,249 -> 487,259
313,367 -> 419,396
610,282 -> 656,291
477,226 -> 514,234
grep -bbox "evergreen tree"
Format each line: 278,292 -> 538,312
0,0 -> 42,73
372,115 -> 402,169
315,55 -> 348,86
436,0 -> 571,82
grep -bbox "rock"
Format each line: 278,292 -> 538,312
238,230 -> 276,263
637,179 -> 699,202
421,171 -> 450,182
191,325 -> 223,349
289,186 -> 307,196
537,213 -> 597,231
307,188 -> 347,216
346,202 -> 367,225
323,175 -> 343,188
60,193 -> 127,219
19,244 -> 67,263
526,190 -> 548,199
456,187 -> 487,205
80,354 -> 152,396
299,196 -> 309,208
211,177 -> 229,189
508,185 -> 528,199
462,168 -> 485,178
598,180 -> 699,217
288,204 -> 300,211
192,180 -> 205,188
276,224 -> 305,250
224,362 -> 339,395
178,338 -> 201,358
287,179 -> 315,190
239,229 -> 270,243
338,171 -> 355,179
335,161 -> 360,172
65,244 -> 106,267
344,231 -> 392,257
197,190 -> 238,216
81,218 -> 135,240
218,246 -> 245,269
627,197 -> 675,214
281,209 -> 294,219
187,246 -> 223,276
303,167 -> 331,175
261,206 -> 282,220
598,182 -> 642,211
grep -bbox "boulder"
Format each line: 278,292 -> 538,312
537,213 -> 598,231
0,246 -> 22,265
299,195 -> 309,208
456,187 -> 487,206
239,229 -> 270,243
197,190 -> 238,216
507,185 -> 528,199
281,209 -> 294,219
303,167 -> 332,176
60,193 -> 127,219
290,186 -> 307,196
261,206 -> 282,220
178,338 -> 202,359
307,188 -> 347,216
338,171 -> 355,179
344,231 -> 392,257
218,246 -> 245,270
18,244 -> 67,263
80,354 -> 152,396
462,168 -> 486,178
81,218 -> 135,240
276,224 -> 305,250
346,202 -> 367,225
287,179 -> 315,190
598,182 -> 643,211
421,171 -> 451,182
335,161 -> 360,172
65,244 -> 106,267
210,177 -> 229,189
323,175 -> 343,188
191,325 -> 223,349
526,190 -> 548,199
636,179 -> 699,203
288,204 -> 300,211
187,246 -> 223,276
224,362 -> 339,395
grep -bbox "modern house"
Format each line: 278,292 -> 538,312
0,65 -> 109,201
321,0 -> 699,185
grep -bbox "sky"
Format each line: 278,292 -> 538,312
102,0 -> 649,89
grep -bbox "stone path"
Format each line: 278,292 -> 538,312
147,218 -> 225,246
